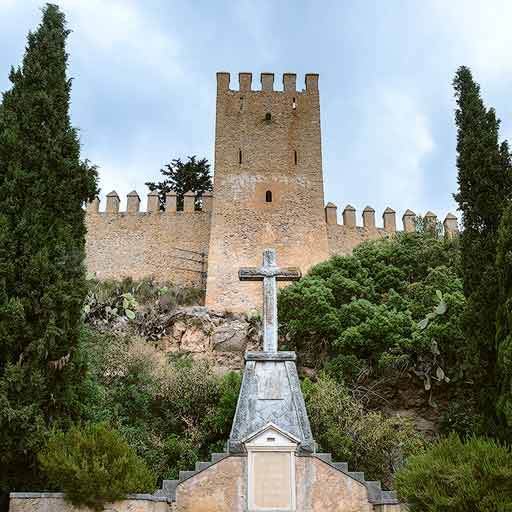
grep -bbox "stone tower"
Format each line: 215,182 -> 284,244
205,72 -> 329,311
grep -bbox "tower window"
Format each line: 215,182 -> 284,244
265,190 -> 272,203
294,151 -> 298,165
265,112 -> 272,122
292,97 -> 296,110
239,149 -> 242,164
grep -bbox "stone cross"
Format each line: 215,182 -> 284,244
239,249 -> 301,352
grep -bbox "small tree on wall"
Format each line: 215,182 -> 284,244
145,156 -> 213,210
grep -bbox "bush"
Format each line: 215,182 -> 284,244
80,331 -> 241,482
303,375 -> 424,487
38,423 -> 155,511
396,434 -> 512,511
279,233 -> 465,392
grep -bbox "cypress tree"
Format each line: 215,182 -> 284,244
0,4 -> 97,506
453,66 -> 512,427
496,202 -> 512,435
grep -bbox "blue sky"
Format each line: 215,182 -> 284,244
2,1 -> 512,227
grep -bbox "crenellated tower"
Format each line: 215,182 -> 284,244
205,72 -> 330,311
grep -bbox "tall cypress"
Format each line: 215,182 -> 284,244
453,66 -> 512,427
0,4 -> 97,505
496,202 -> 512,436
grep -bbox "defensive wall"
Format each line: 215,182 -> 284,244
85,190 -> 458,288
85,190 -> 212,289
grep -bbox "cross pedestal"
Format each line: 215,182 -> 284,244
239,249 -> 301,353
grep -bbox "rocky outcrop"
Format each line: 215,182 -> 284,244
159,307 -> 261,371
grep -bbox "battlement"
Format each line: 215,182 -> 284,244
216,72 -> 319,93
87,190 -> 214,214
324,203 -> 459,238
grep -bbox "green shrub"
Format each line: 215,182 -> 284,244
279,233 -> 465,391
38,423 -> 155,511
161,435 -> 199,480
80,332 -> 240,482
303,375 -> 424,487
396,434 -> 512,511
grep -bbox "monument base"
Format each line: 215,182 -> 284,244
228,351 -> 315,454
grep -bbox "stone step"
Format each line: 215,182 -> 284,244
156,479 -> 178,501
333,462 -> 348,472
195,461 -> 214,472
348,471 -> 365,482
178,470 -> 196,481
365,481 -> 382,502
211,452 -> 228,463
315,453 -> 332,463
381,490 -> 398,502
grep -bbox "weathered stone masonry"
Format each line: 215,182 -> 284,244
85,73 -> 458,311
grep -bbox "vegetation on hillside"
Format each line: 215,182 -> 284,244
279,232 -> 465,397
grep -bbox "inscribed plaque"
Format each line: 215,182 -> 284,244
252,451 -> 292,509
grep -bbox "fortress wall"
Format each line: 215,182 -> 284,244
325,204 -> 458,256
85,207 -> 211,289
327,224 -> 389,256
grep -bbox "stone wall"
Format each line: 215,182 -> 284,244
327,224 -> 389,256
10,494 -> 172,512
325,204 -> 458,256
175,455 -> 403,511
86,202 -> 210,289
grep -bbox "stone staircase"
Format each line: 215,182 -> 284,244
314,453 -> 398,505
155,452 -> 229,501
155,451 -> 398,506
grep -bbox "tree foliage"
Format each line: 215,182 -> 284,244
495,201 -> 512,434
145,156 -> 212,210
279,232 -> 465,392
304,374 -> 424,488
453,66 -> 512,425
0,4 -> 98,506
38,423 -> 155,511
81,331 -> 241,481
396,434 -> 512,511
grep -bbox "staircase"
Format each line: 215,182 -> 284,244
155,452 -> 229,502
155,451 -> 399,506
314,453 -> 399,505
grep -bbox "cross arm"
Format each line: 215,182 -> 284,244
239,267 -> 302,281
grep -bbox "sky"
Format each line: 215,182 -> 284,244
2,0 -> 512,227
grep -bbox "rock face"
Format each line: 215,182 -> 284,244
160,307 -> 261,371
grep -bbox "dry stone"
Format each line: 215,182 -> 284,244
212,321 -> 249,352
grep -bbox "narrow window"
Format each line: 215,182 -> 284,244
240,96 -> 244,112
265,190 -> 272,203
239,149 -> 242,164
265,112 -> 272,122
292,97 -> 296,110
294,150 -> 298,165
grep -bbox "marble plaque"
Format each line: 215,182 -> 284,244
257,363 -> 284,400
252,451 -> 292,509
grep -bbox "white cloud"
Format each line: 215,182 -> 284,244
56,0 -> 184,84
428,0 -> 512,81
